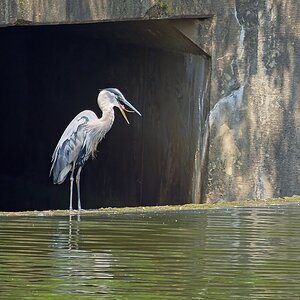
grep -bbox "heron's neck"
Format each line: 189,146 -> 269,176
99,106 -> 115,132
85,106 -> 115,159
86,105 -> 115,133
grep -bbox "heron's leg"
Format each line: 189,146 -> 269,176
76,166 -> 83,211
69,163 -> 76,211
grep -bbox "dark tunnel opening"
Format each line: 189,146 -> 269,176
0,20 -> 210,211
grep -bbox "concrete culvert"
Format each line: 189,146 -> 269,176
0,19 -> 210,211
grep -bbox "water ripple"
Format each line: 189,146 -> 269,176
0,205 -> 300,299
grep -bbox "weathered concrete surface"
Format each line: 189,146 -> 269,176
0,0 -> 299,206
0,0 -> 211,26
206,0 -> 300,202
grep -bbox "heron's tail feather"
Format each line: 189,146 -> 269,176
54,165 -> 72,184
50,153 -> 72,184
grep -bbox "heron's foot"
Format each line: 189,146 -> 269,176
69,209 -> 76,215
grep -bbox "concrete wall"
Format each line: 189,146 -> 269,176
207,0 -> 300,201
0,0 -> 299,206
0,0 -> 211,26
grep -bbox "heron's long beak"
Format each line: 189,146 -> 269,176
118,96 -> 142,124
118,105 -> 130,124
120,97 -> 141,116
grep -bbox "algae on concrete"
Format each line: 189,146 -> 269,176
0,196 -> 299,217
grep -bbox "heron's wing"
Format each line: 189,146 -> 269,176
50,110 -> 97,184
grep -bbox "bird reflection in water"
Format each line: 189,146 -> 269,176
52,214 -> 115,295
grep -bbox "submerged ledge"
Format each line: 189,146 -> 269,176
0,196 -> 299,217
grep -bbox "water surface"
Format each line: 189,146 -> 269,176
1,205 -> 300,299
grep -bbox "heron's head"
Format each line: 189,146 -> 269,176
98,88 -> 141,124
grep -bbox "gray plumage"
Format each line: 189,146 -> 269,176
50,88 -> 141,211
50,110 -> 96,184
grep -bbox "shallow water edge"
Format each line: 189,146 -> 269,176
1,196 -> 299,217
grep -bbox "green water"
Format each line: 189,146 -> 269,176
1,205 -> 300,299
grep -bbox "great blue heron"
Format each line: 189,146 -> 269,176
50,88 -> 141,211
